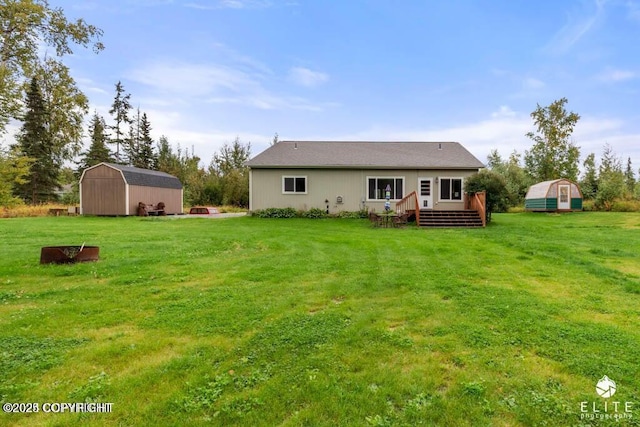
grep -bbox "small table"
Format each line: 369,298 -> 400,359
378,213 -> 398,228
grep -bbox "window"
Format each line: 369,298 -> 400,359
440,178 -> 462,201
283,176 -> 307,194
367,177 -> 404,200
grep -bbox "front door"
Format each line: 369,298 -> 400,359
418,178 -> 433,209
558,184 -> 570,210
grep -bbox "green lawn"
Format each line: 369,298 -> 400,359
1,213 -> 639,426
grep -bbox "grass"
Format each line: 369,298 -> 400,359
1,212 -> 640,426
0,203 -> 247,218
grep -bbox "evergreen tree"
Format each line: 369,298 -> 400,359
624,157 -> 635,196
137,112 -> 155,169
124,111 -> 139,167
124,108 -> 155,169
580,153 -> 598,200
524,97 -> 581,181
108,81 -> 132,163
596,144 -> 625,210
599,143 -> 622,177
14,77 -> 59,203
78,112 -> 112,172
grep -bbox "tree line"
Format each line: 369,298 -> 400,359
0,0 -> 251,208
467,97 -> 640,215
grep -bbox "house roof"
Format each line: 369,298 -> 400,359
246,141 -> 485,169
103,163 -> 183,189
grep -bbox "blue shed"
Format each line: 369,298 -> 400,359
525,179 -> 583,212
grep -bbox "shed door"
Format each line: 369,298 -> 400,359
558,184 -> 570,210
418,178 -> 433,209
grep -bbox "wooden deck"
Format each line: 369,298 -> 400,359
418,210 -> 483,228
395,191 -> 486,228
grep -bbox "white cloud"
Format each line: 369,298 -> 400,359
319,106 -> 640,169
129,60 -> 334,112
128,61 -> 254,96
184,0 -> 271,10
523,77 -> 545,90
545,0 -> 607,54
288,67 -> 329,87
491,105 -> 517,118
598,68 -> 637,82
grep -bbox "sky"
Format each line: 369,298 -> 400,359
9,0 -> 640,171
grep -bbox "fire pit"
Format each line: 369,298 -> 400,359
40,245 -> 100,264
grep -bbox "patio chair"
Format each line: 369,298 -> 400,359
368,211 -> 382,227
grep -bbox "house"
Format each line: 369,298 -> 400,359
79,163 -> 183,216
525,179 -> 583,212
246,141 -> 484,217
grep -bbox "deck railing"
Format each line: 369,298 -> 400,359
395,191 -> 420,226
466,191 -> 487,227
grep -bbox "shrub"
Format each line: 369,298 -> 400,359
610,199 -> 640,212
300,208 -> 328,219
336,209 -> 369,219
252,207 -> 297,218
582,199 -> 595,212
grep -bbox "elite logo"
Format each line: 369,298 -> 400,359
595,376 -> 617,399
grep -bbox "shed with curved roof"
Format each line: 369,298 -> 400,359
79,163 -> 183,215
525,179 -> 583,212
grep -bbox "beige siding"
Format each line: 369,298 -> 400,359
250,168 -> 479,212
129,186 -> 183,215
81,165 -> 126,215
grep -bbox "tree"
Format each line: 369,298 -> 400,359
270,132 -> 279,146
0,145 -> 32,207
136,112 -> 155,169
108,81 -> 132,162
0,0 -> 103,133
126,109 -> 155,169
155,136 -> 206,206
77,111 -> 112,172
486,149 -> 532,207
124,108 -> 140,167
580,153 -> 598,200
524,97 -> 581,182
210,137 -> 251,207
156,135 -> 178,175
464,169 -> 509,222
14,77 -> 59,203
211,137 -> 251,175
32,56 -> 89,161
624,157 -> 635,196
595,144 -> 625,211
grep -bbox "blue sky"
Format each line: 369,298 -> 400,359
24,0 -> 640,170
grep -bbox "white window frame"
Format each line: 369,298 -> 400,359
282,176 -> 308,194
438,177 -> 464,202
366,176 -> 405,201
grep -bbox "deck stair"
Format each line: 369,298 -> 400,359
418,210 -> 483,228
